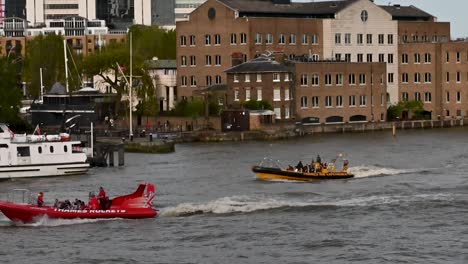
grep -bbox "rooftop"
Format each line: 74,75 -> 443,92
225,56 -> 292,73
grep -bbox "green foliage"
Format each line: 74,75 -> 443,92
387,100 -> 425,121
0,58 -> 23,125
81,25 -> 176,116
23,34 -> 82,98
169,99 -> 205,117
241,100 -> 273,110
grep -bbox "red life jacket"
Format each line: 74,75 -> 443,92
89,197 -> 99,210
98,189 -> 106,199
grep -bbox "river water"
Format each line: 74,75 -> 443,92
1,128 -> 468,263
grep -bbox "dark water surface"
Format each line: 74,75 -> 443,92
1,128 -> 468,263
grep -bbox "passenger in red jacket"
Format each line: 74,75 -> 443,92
98,187 -> 106,200
89,194 -> 100,210
37,192 -> 44,207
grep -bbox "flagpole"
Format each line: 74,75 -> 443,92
129,32 -> 133,141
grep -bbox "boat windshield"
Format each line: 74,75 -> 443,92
6,189 -> 34,205
259,157 -> 283,168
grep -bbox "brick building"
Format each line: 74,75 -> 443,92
225,54 -> 387,124
176,0 -> 450,106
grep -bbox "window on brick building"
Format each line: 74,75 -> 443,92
325,96 -> 332,107
301,34 -> 308,45
234,89 -> 239,101
402,73 -> 408,83
402,53 -> 408,64
359,74 -> 366,85
425,73 -> 432,83
336,73 -> 343,86
190,55 -> 196,66
457,71 -> 461,82
266,33 -> 273,45
300,74 -> 308,86
311,74 -> 319,86
457,91 -> 461,102
205,55 -> 211,66
254,33 -> 261,44
424,53 -> 431,63
189,35 -> 195,46
230,33 -> 237,45
245,74 -> 250,83
312,96 -> 319,108
446,72 -> 450,82
245,88 -> 251,101
273,73 -> 280,82
457,51 -> 461,62
257,88 -> 262,101
205,34 -> 211,45
311,34 -> 319,44
349,95 -> 356,106
214,34 -> 221,45
402,92 -> 408,101
336,96 -> 343,107
388,73 -> 394,84
446,91 -> 450,102
190,76 -> 196,86
240,33 -> 247,44
274,88 -> 281,101
414,53 -> 420,64
256,74 -> 262,82
215,75 -> 222,84
289,34 -> 296,45
424,92 -> 432,103
360,95 -> 366,106
414,72 -> 420,83
278,34 -> 285,44
300,96 -> 308,108
233,74 -> 239,83
205,76 -> 212,86
180,35 -> 186,46
349,73 -> 356,85
181,76 -> 187,86
325,74 -> 332,85
181,56 -> 187,66
215,55 -> 221,66
415,92 -> 421,101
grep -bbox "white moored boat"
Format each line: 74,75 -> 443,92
0,123 -> 89,179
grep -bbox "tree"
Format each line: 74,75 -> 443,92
23,34 -> 83,98
387,100 -> 425,121
81,25 -> 176,116
0,57 -> 23,126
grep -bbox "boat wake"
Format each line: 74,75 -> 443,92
160,192 -> 456,217
0,214 -> 118,227
350,165 -> 429,178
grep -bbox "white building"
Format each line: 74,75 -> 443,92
146,58 -> 177,111
175,0 -> 205,22
323,0 -> 399,104
26,0 -> 96,26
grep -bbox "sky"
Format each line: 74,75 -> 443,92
292,0 -> 468,38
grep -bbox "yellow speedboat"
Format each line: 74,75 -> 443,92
252,166 -> 354,181
252,155 -> 354,181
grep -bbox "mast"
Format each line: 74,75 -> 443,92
129,32 -> 133,140
40,67 -> 44,102
63,39 -> 69,93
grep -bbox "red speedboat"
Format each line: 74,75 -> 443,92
0,183 -> 157,223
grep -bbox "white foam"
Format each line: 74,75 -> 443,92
0,215 -> 119,227
350,165 -> 421,178
160,192 -> 455,217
